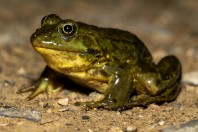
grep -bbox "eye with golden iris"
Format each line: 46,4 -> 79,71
58,20 -> 78,37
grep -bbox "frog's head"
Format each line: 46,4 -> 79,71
31,14 -> 104,73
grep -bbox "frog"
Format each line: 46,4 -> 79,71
17,14 -> 182,110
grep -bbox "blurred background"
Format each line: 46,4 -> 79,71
0,0 -> 198,73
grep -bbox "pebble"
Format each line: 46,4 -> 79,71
109,126 -> 123,132
17,67 -> 26,76
0,107 -> 42,122
158,120 -> 165,126
116,111 -> 121,115
0,122 -> 9,126
46,108 -> 52,113
57,108 -> 69,112
57,98 -> 69,106
82,115 -> 90,120
89,92 -> 105,101
183,71 -> 198,85
87,129 -> 93,132
126,125 -> 137,132
138,115 -> 144,118
4,79 -> 15,86
161,119 -> 198,132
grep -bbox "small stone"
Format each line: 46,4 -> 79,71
138,115 -> 144,118
4,80 -> 15,86
110,126 -> 123,132
69,92 -> 78,99
87,129 -> 93,132
126,125 -> 137,132
0,122 -> 9,126
116,111 -> 121,115
158,120 -> 165,126
58,98 -> 69,106
16,121 -> 24,125
161,119 -> 198,131
183,71 -> 198,85
89,92 -> 105,102
17,67 -> 26,76
0,107 -> 42,122
46,108 -> 52,113
82,115 -> 90,120
57,108 -> 69,112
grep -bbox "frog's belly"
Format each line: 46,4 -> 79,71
66,71 -> 109,93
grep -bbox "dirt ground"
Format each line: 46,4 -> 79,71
0,0 -> 198,131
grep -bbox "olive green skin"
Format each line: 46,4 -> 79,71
18,14 -> 181,110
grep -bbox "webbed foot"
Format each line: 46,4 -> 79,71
17,66 -> 64,100
17,77 -> 63,100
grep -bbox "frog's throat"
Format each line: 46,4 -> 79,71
34,47 -> 93,72
34,47 -> 110,93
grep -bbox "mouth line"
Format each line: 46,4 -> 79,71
34,46 -> 81,53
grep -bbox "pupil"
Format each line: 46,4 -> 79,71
64,25 -> 73,33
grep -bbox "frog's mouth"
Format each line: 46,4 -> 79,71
34,47 -> 94,73
33,45 -> 81,53
31,33 -> 87,53
32,41 -> 85,53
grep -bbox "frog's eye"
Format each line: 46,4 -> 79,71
63,23 -> 74,35
58,20 -> 77,37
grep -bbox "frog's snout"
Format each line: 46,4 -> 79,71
30,33 -> 37,44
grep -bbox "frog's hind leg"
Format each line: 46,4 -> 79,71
123,79 -> 181,110
122,55 -> 182,110
156,55 -> 182,95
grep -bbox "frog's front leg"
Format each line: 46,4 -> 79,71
17,66 -> 64,100
77,63 -> 133,110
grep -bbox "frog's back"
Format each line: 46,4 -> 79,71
76,22 -> 153,65
98,27 -> 153,65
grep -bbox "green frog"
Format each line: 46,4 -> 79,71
17,14 -> 181,110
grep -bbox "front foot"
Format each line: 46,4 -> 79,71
17,66 -> 64,100
17,78 -> 63,100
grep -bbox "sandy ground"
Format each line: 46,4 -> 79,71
0,0 -> 198,131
